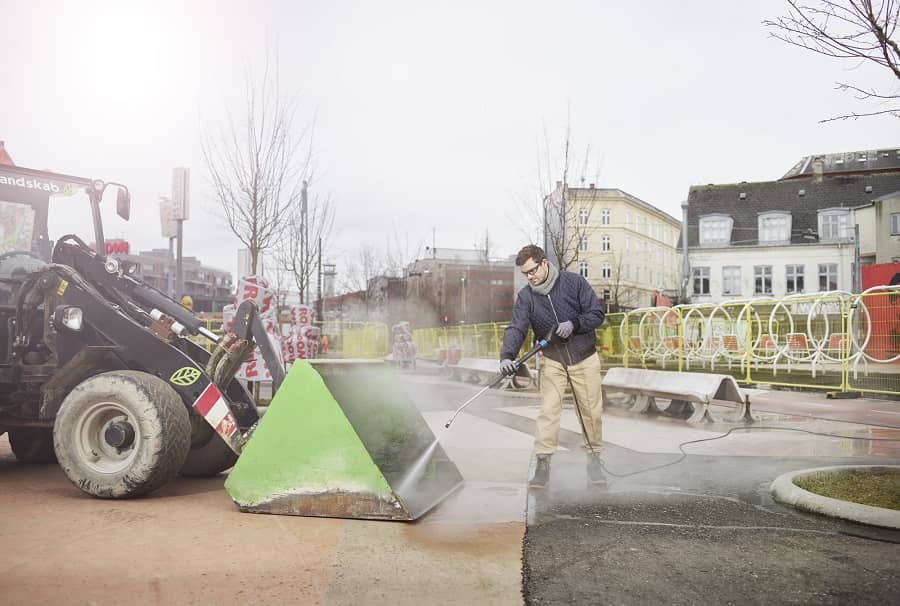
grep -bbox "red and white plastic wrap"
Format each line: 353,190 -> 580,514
281,305 -> 319,363
289,304 -> 315,327
222,304 -> 236,332
236,275 -> 275,317
392,321 -> 416,364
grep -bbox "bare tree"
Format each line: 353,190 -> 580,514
338,243 -> 389,321
472,229 -> 496,264
384,226 -> 424,278
201,61 -> 313,274
274,183 -> 335,303
340,243 -> 383,293
513,109 -> 602,270
764,0 -> 900,121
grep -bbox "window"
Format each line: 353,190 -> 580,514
579,236 -> 588,252
601,235 -> 611,251
754,265 -> 773,294
699,215 -> 733,246
892,213 -> 900,235
723,266 -> 741,295
625,212 -> 632,227
602,289 -> 610,300
693,266 -> 710,295
579,262 -> 589,278
818,263 -> 838,291
601,263 -> 612,279
625,264 -> 631,280
579,208 -> 589,225
600,208 -> 611,225
758,212 -> 791,243
625,236 -> 630,252
786,264 -> 804,294
819,209 -> 850,241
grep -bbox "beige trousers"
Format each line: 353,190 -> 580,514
535,352 -> 603,455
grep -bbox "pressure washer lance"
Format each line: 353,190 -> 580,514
444,333 -> 553,429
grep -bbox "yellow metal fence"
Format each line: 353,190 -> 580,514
191,288 -> 900,397
408,288 -> 900,397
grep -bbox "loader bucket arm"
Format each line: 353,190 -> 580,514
232,299 -> 285,393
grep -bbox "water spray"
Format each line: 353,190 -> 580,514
444,332 -> 553,429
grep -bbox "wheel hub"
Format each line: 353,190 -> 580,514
73,401 -> 141,473
103,420 -> 135,450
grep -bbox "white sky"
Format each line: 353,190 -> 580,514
2,0 -> 897,284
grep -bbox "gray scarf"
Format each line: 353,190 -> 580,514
529,262 -> 559,296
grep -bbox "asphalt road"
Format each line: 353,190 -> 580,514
521,437 -> 900,605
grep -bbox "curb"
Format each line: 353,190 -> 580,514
770,465 -> 900,530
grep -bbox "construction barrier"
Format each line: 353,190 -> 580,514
413,323 -> 533,363
409,287 -> 900,397
190,288 -> 900,397
341,323 -> 390,359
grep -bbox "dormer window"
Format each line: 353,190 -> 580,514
699,214 -> 733,246
758,211 -> 791,244
818,208 -> 850,242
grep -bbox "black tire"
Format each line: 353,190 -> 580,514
53,370 -> 191,499
179,411 -> 238,477
8,428 -> 57,463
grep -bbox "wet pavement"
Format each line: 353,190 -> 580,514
506,387 -> 900,605
2,370 -> 899,605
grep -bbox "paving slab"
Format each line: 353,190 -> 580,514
0,373 -> 534,606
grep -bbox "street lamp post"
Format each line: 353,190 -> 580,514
300,180 -> 308,304
460,275 -> 467,324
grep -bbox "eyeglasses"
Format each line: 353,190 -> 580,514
521,262 -> 543,277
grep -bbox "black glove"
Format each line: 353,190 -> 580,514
556,320 -> 574,339
499,359 -> 517,376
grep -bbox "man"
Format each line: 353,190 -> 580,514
500,244 -> 605,487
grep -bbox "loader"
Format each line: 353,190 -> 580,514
0,163 -> 462,520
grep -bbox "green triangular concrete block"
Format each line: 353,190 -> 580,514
225,361 -> 462,520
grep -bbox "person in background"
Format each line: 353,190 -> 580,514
499,244 -> 606,487
321,333 -> 329,354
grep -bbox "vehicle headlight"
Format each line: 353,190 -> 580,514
104,258 -> 120,274
54,306 -> 83,331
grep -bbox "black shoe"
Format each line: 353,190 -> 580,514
530,455 -> 551,488
587,453 -> 607,486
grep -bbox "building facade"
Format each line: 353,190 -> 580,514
854,189 -> 900,265
404,248 -> 514,327
683,149 -> 900,303
321,247 -> 515,328
106,242 -> 233,313
554,184 -> 681,311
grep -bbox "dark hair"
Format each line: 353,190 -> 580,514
515,244 -> 545,267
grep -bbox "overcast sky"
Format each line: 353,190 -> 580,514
2,0 -> 897,284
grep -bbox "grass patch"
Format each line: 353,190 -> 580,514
794,468 -> 900,511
